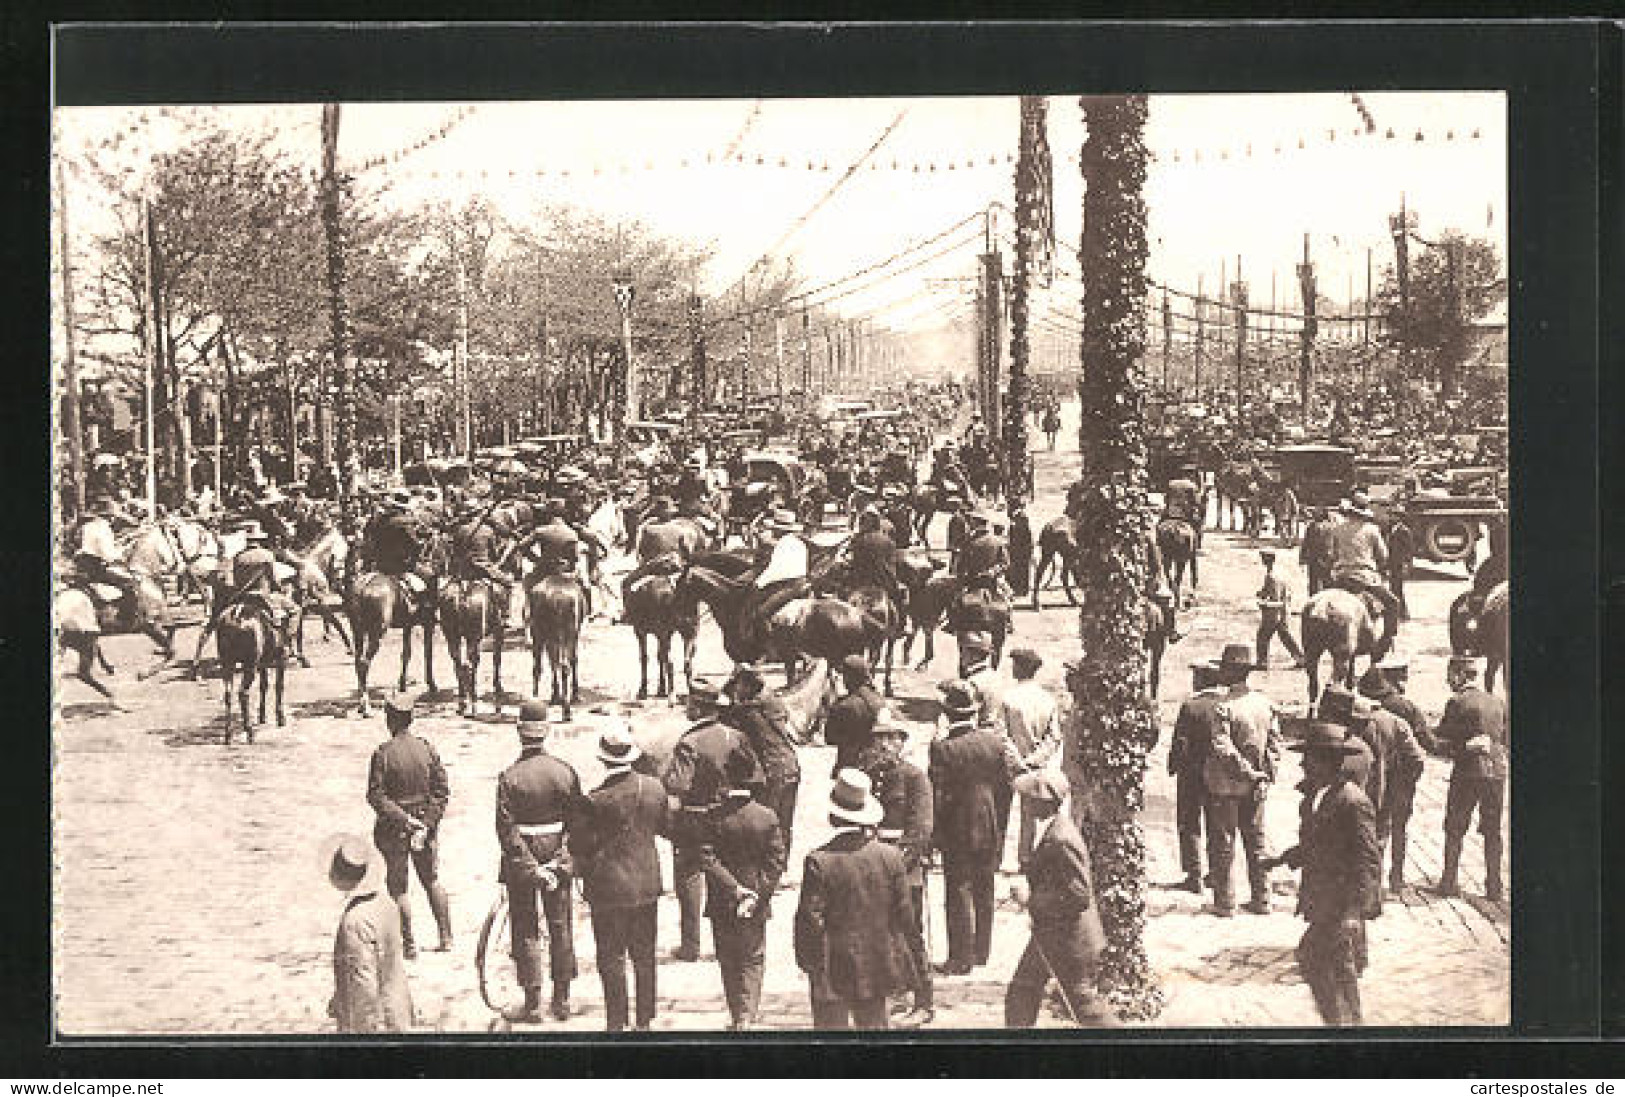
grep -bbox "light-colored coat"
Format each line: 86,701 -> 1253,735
330,889 -> 414,1033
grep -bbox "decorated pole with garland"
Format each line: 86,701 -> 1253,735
318,103 -> 359,527
1070,94 -> 1163,1020
1004,95 -> 1048,505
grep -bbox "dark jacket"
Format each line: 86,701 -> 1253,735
495,747 -> 581,884
871,758 -> 933,886
928,724 -> 1011,856
725,697 -> 802,790
1382,693 -> 1435,754
331,889 -> 414,1034
573,770 -> 670,910
1433,686 -> 1508,783
957,532 -> 1009,577
825,684 -> 884,772
367,733 -> 450,852
699,796 -> 787,921
1301,517 -> 1337,573
1361,709 -> 1426,811
794,830 -> 917,1002
848,530 -> 899,587
663,717 -> 764,810
1279,778 -> 1382,925
1167,688 -> 1223,776
1025,813 -> 1107,958
365,512 -> 422,575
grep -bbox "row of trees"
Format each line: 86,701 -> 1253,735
63,121 -> 817,505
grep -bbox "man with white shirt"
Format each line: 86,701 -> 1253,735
999,648 -> 1063,869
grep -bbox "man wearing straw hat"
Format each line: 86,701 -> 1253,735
1327,489 -> 1401,661
1003,769 -> 1119,1028
1260,722 -> 1383,1027
793,769 -> 920,1030
323,834 -> 414,1034
494,699 -> 581,1023
573,720 -> 670,1032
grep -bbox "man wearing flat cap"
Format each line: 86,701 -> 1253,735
1202,644 -> 1281,917
859,715 -> 935,1027
366,690 -> 452,959
794,769 -> 921,1029
1003,770 -> 1119,1028
929,679 -> 1011,974
1357,668 -> 1428,895
1431,655 -> 1507,901
663,679 -> 765,962
495,699 -> 581,1023
573,721 -> 670,1032
324,834 -> 414,1034
1261,723 -> 1383,1026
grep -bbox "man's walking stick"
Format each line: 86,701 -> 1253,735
1031,934 -> 1083,1027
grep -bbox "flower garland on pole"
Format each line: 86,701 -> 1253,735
1071,93 -> 1164,1021
1004,95 -> 1051,504
319,103 -> 360,526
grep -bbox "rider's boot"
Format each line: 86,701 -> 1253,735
397,896 -> 418,959
503,986 -> 545,1024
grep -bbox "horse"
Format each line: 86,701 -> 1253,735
123,517 -> 220,604
286,526 -> 355,665
216,601 -> 293,744
949,585 -> 1012,670
844,583 -> 900,696
1213,458 -> 1263,535
1300,587 -> 1381,703
1449,581 -> 1509,693
527,575 -> 587,720
56,566 -> 178,697
909,482 -> 970,548
1031,516 -> 1080,608
1155,517 -> 1200,606
438,579 -> 509,716
673,564 -> 878,683
897,552 -> 957,670
346,537 -> 445,716
622,571 -> 697,700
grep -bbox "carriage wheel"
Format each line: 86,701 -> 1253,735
475,888 -> 540,1015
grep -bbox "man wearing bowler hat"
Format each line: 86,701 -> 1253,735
663,678 -> 764,962
495,699 -> 581,1022
365,690 -> 452,958
1202,644 -> 1281,916
1261,722 -> 1383,1026
1003,770 -> 1120,1028
573,721 -> 670,1032
324,833 -> 414,1034
794,769 -> 920,1029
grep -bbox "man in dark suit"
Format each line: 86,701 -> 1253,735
1165,658 -> 1222,893
698,750 -> 787,1031
825,654 -> 885,775
1358,668 -> 1428,895
1372,658 -> 1434,754
1261,722 -> 1383,1027
793,769 -> 920,1029
1003,770 -> 1120,1028
366,690 -> 452,959
929,678 -> 1011,974
1431,655 -> 1508,902
494,700 -> 581,1023
723,662 -> 802,854
861,715 -> 935,1027
663,679 -> 765,962
573,723 -> 671,1032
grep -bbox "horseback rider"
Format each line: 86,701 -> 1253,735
747,509 -> 813,630
1327,490 -> 1401,660
450,499 -> 516,594
955,509 -> 1012,605
514,498 -> 583,591
70,495 -> 140,613
620,495 -> 691,601
360,488 -> 433,618
839,506 -> 907,621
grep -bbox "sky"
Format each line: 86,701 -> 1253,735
54,93 -> 1505,337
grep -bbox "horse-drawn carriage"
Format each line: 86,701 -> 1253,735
1272,444 -> 1357,508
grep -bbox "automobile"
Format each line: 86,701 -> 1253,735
741,451 -> 807,499
1273,443 -> 1357,508
515,434 -> 588,463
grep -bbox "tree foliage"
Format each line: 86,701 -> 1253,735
1376,229 -> 1504,398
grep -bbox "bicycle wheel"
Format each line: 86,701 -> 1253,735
476,889 -> 545,1015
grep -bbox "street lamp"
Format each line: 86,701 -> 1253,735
611,269 -> 636,444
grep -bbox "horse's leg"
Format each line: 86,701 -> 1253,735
422,618 -> 440,695
682,630 -> 697,696
636,629 -> 650,699
238,662 -> 253,736
398,622 -> 414,692
355,627 -> 375,717
1061,559 -> 1078,607
1303,642 -> 1321,704
883,632 -> 895,697
323,605 -> 354,653
570,629 -> 581,704
221,659 -> 235,745
275,650 -> 287,726
74,640 -> 114,699
1190,543 -> 1200,589
138,624 -> 176,680
490,617 -> 505,713
257,659 -> 270,727
531,624 -> 544,701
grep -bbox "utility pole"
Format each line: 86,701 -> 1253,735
1364,247 -> 1373,346
536,252 -> 552,434
774,313 -> 786,404
140,198 -> 159,520
800,307 -> 812,397
687,293 -> 705,430
1194,273 -> 1205,403
1160,290 -> 1172,398
319,103 -> 358,523
1297,232 -> 1318,427
612,270 -> 637,442
981,248 -> 1005,437
1232,258 -> 1247,425
1389,193 -> 1413,384
55,158 -> 84,516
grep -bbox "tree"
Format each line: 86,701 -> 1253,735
1377,229 -> 1504,400
1070,94 -> 1163,1020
